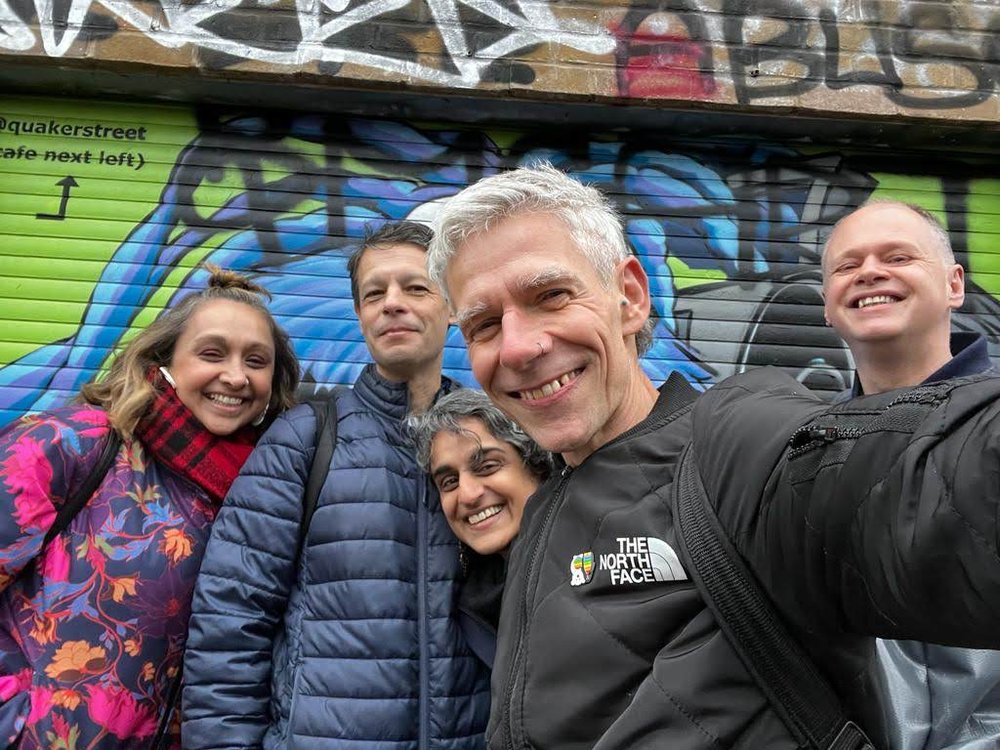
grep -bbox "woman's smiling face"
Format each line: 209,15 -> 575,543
429,417 -> 540,556
167,299 -> 275,435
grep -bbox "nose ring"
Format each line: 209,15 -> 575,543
536,342 -> 544,356
242,376 -> 250,388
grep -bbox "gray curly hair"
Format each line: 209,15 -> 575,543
411,389 -> 553,482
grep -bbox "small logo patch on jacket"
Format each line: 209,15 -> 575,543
571,537 -> 688,587
570,551 -> 595,586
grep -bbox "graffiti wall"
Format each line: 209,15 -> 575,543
1,1 -> 997,123
1,94 -> 999,426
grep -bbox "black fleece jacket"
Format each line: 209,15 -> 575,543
487,368 -> 1000,750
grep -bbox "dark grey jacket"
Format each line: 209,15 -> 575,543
834,332 -> 1000,750
487,368 -> 1000,750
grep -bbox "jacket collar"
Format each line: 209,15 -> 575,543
353,363 -> 456,419
651,371 -> 701,420
850,332 -> 991,397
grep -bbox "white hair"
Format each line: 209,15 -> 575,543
428,163 -> 654,354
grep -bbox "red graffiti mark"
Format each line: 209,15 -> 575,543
612,29 -> 717,100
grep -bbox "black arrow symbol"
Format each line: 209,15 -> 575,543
36,176 -> 79,221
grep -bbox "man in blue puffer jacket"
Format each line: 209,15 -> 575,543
182,222 -> 491,749
824,201 -> 1000,750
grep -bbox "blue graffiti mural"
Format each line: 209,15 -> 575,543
0,112 -> 894,425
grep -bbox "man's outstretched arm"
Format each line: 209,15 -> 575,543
693,370 -> 1000,649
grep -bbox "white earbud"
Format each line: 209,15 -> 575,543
158,366 -> 177,389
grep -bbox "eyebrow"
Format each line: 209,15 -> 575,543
453,265 -> 580,329
470,446 -> 505,464
831,240 -> 923,266
190,332 -> 274,353
361,270 -> 431,289
454,300 -> 490,330
190,334 -> 229,347
521,267 -> 576,290
431,445 -> 505,480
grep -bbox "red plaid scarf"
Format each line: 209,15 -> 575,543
134,370 -> 259,502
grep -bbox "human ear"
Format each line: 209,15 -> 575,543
616,256 -> 651,337
947,264 -> 965,310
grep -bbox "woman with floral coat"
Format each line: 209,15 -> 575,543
0,266 -> 299,749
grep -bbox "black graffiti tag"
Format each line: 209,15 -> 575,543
724,0 -> 997,109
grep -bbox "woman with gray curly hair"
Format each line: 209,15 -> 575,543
411,388 -> 552,667
412,389 -> 552,557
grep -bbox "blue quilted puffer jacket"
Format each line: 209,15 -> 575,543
182,365 -> 491,750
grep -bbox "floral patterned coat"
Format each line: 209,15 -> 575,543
0,405 -> 221,749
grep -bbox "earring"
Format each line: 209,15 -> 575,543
158,367 -> 176,389
251,406 -> 268,427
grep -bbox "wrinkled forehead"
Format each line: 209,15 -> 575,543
451,263 -> 585,330
444,211 -> 592,279
447,224 -> 598,307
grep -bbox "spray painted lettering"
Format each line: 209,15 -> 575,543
1,0 -> 996,115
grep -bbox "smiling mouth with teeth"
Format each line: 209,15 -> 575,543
208,394 -> 245,406
468,505 -> 503,526
516,369 -> 582,401
855,295 -> 900,309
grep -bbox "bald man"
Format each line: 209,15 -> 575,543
823,200 -> 1000,750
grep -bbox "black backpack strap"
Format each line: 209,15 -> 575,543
152,392 -> 345,749
44,429 -> 122,549
299,390 -> 342,556
673,444 -> 874,750
658,371 -> 700,418
150,667 -> 182,750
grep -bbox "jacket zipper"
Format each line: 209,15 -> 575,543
787,389 -> 946,458
418,478 -> 429,749
503,465 -> 573,749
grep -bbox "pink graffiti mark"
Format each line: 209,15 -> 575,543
612,28 -> 717,100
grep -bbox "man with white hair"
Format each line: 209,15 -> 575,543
427,164 -> 1000,750
823,201 -> 1000,750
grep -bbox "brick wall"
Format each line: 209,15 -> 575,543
1,1 -> 997,125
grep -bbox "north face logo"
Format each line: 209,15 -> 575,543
571,537 -> 688,587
